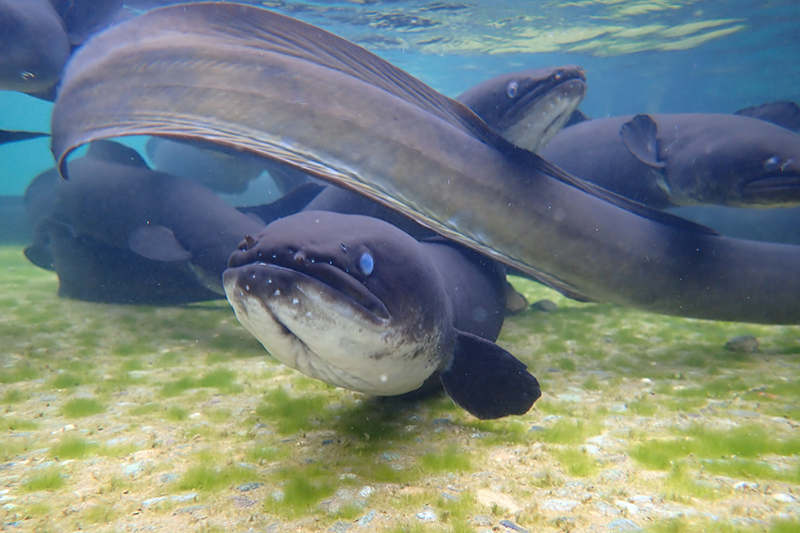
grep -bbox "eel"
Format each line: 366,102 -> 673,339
457,65 -> 586,152
50,3 -> 800,324
539,113 -> 800,209
25,140 -> 264,302
224,210 -> 540,419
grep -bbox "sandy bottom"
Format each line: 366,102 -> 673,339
0,246 -> 798,533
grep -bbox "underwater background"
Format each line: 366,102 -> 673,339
3,0 -> 800,195
0,1 -> 799,532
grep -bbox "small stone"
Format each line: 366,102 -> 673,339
542,499 -> 580,513
773,493 -> 796,503
335,488 -> 355,501
725,335 -> 759,353
472,515 -> 493,527
557,393 -> 582,402
173,504 -> 207,515
122,461 -> 148,477
531,299 -> 558,312
159,473 -> 179,484
232,496 -> 255,508
358,486 -> 375,498
630,495 -> 652,505
734,518 -> 771,530
615,500 -> 638,515
734,481 -> 759,491
499,519 -> 529,532
328,521 -> 351,533
416,510 -> 436,521
357,510 -> 376,527
582,445 -> 602,456
728,409 -> 760,419
141,497 -> 167,510
237,482 -> 264,492
607,518 -> 641,531
171,492 -> 197,503
595,502 -> 621,516
381,452 -> 400,461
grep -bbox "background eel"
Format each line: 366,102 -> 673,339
51,3 -> 800,324
26,140 -> 264,302
539,113 -> 800,209
456,65 -> 586,153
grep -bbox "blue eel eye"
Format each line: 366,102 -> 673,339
359,251 -> 374,276
506,80 -> 519,99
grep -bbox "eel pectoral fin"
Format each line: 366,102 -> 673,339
24,243 -> 55,271
620,114 -> 666,169
440,330 -> 541,420
128,225 -> 192,262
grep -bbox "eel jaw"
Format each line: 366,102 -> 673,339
222,264 -> 442,396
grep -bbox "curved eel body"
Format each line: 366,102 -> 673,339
51,3 -> 800,324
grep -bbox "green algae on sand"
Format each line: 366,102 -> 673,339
0,246 -> 797,531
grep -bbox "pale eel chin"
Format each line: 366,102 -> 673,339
222,267 -> 443,396
503,79 -> 586,152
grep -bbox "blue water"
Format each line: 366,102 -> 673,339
1,0 -> 799,195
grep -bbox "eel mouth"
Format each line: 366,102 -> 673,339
222,264 -> 402,395
501,77 -> 587,152
223,261 -> 390,322
741,171 -> 800,203
499,65 -> 586,120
